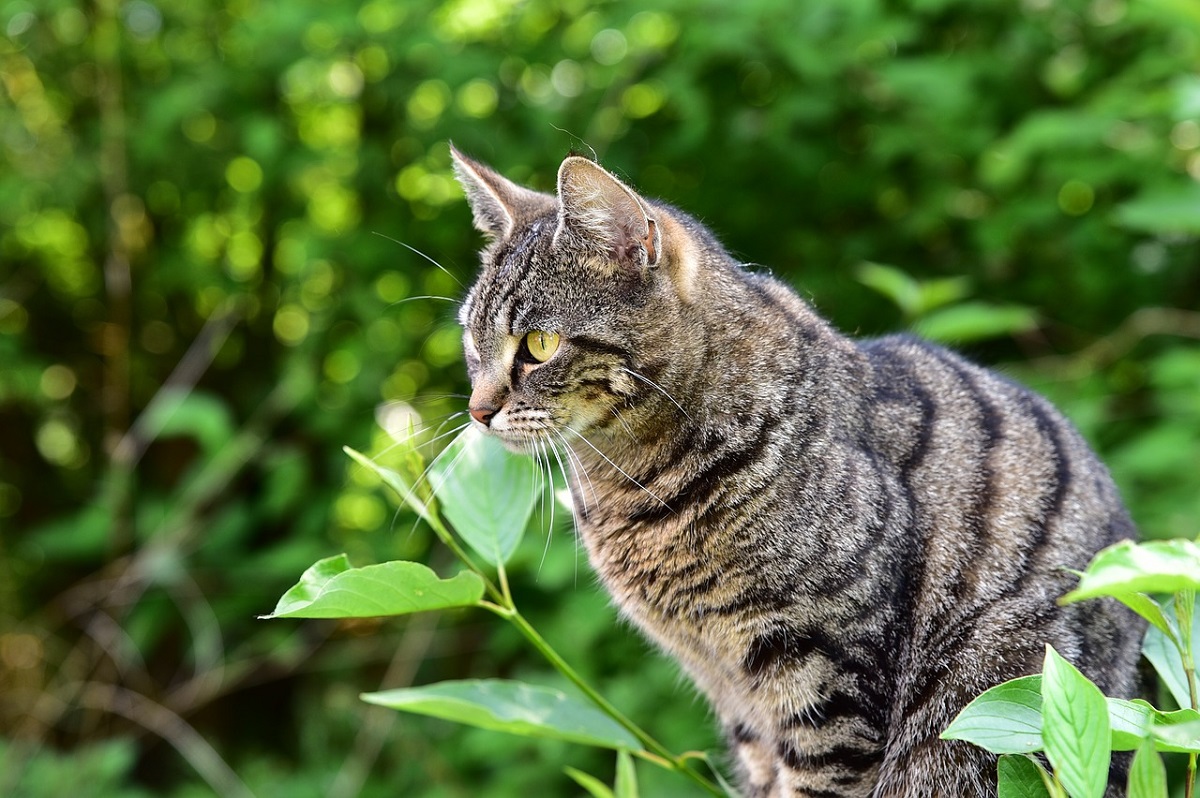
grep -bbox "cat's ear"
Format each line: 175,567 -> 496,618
555,157 -> 661,270
450,144 -> 553,239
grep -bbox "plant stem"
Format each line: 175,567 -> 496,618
1176,591 -> 1197,798
423,513 -> 505,604
486,604 -> 726,797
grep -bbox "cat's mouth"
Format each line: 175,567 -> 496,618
484,426 -> 552,456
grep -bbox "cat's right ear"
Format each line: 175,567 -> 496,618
450,144 -> 552,240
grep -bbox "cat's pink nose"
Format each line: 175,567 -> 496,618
469,405 -> 497,426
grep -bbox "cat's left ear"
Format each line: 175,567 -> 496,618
450,144 -> 553,239
555,157 -> 661,271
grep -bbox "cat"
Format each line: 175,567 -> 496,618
449,145 -> 1144,797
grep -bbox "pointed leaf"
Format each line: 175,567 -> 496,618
998,754 -> 1054,798
565,767 -> 616,798
1126,741 -> 1168,798
264,555 -> 484,619
345,446 -> 439,528
362,679 -> 640,750
429,426 -> 539,565
1142,599 -> 1199,710
855,261 -> 922,316
615,749 -> 638,798
1042,646 -> 1110,798
1061,539 -> 1200,604
941,675 -> 1044,754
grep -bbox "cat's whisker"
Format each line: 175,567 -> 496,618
372,411 -> 470,462
387,295 -> 458,309
620,367 -> 691,421
548,430 -> 592,532
371,231 -> 465,289
561,426 -> 672,512
534,438 -> 557,578
421,426 -> 473,499
609,406 -> 636,442
396,425 -> 472,539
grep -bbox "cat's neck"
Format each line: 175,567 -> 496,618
566,264 -> 868,523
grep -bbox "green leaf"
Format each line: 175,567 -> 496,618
565,767 -> 616,798
142,389 -> 235,455
1061,539 -> 1200,604
615,749 -> 638,798
997,754 -> 1054,798
263,555 -> 485,619
1142,599 -> 1199,710
1108,593 -> 1176,641
1108,698 -> 1154,751
1126,740 -> 1168,798
429,426 -> 539,565
362,679 -> 640,750
1108,698 -> 1200,753
855,261 -> 921,316
1041,646 -> 1110,798
1149,711 -> 1200,753
913,302 -> 1038,344
344,446 -> 439,528
941,675 -> 1044,754
1114,185 -> 1200,235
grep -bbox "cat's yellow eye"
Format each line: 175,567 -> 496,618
525,330 -> 560,363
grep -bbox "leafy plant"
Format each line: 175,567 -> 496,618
265,428 -> 736,797
943,538 -> 1200,797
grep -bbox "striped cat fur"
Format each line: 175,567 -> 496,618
450,147 -> 1143,797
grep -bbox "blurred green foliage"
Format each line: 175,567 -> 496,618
1,0 -> 1199,795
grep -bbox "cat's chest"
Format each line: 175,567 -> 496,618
575,493 -> 758,673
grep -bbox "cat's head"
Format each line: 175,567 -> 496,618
451,147 -> 702,453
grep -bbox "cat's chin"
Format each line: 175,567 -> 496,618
487,430 -> 547,456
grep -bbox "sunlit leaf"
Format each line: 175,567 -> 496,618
362,679 -> 640,749
1114,186 -> 1200,235
1142,599 -> 1199,710
997,754 -> 1054,798
615,749 -> 638,798
1108,698 -> 1154,751
264,554 -> 484,618
1126,740 -> 1168,798
428,426 -> 539,565
1041,646 -> 1109,798
941,675 -> 1044,754
1061,539 -> 1200,604
1148,712 -> 1200,753
345,446 -> 438,528
565,767 -> 615,798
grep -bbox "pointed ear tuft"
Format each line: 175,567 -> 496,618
450,144 -> 553,239
555,157 -> 660,270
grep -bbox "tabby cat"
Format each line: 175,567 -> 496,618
449,146 -> 1143,797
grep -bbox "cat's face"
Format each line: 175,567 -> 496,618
452,148 -> 688,454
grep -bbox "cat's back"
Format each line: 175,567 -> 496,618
857,333 -> 1140,692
